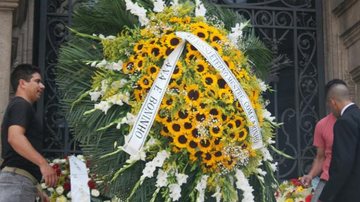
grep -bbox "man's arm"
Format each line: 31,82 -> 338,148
8,125 -> 58,187
302,147 -> 325,186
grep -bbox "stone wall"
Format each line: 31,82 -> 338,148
323,0 -> 360,102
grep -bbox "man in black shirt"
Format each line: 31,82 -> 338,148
0,64 -> 58,201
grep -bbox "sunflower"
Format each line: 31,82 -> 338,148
134,56 -> 146,71
213,150 -> 224,161
209,124 -> 223,138
186,140 -> 198,154
171,61 -> 183,80
165,33 -> 181,48
221,56 -> 236,71
122,58 -> 135,74
147,43 -> 165,60
198,139 -> 212,153
185,84 -> 202,104
133,89 -> 144,102
210,41 -> 223,55
168,121 -> 183,135
235,128 -> 248,142
233,117 -> 245,129
147,64 -> 160,79
202,152 -> 216,166
173,133 -> 188,148
177,110 -> 190,120
192,28 -> 209,40
195,59 -> 209,74
133,40 -> 146,52
190,21 -> 211,31
161,96 -> 175,110
160,125 -> 170,137
218,88 -> 234,104
216,77 -> 227,89
137,75 -> 152,89
185,50 -> 202,64
209,31 -> 225,43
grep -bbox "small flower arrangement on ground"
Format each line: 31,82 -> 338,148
41,155 -> 107,202
275,178 -> 313,202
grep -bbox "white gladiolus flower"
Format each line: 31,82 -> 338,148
175,173 -> 188,185
169,183 -> 181,201
47,187 -> 54,192
256,168 -> 267,176
211,186 -> 222,202
195,0 -> 206,17
66,191 -> 72,198
89,91 -> 102,101
153,0 -> 165,12
107,61 -> 123,71
55,186 -> 64,195
53,159 -> 61,164
141,161 -> 157,179
235,169 -> 254,202
125,0 -> 149,26
96,59 -> 107,68
94,101 -> 112,114
91,189 -> 100,197
155,169 -> 168,187
140,150 -> 169,181
228,21 -> 249,45
195,175 -> 208,202
258,79 -> 267,92
127,148 -> 146,162
270,162 -> 278,171
261,147 -> 273,161
263,109 -> 275,122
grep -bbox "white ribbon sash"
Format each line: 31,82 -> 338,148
123,41 -> 186,155
69,156 -> 91,202
176,32 -> 263,149
123,32 -> 263,156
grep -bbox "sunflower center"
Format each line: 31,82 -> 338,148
217,78 -> 226,88
178,135 -> 187,144
170,38 -> 180,46
188,90 -> 200,100
172,123 -> 181,132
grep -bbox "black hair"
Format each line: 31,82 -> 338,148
325,79 -> 347,97
10,64 -> 41,91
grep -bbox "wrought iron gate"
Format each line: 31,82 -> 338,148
34,0 -> 324,180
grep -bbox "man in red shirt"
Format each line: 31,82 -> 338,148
302,113 -> 336,202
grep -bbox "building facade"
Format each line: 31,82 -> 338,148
0,0 -> 359,179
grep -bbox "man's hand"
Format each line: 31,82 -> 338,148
40,163 -> 58,187
301,174 -> 312,187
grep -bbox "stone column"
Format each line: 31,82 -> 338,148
0,0 -> 19,118
0,0 -> 19,163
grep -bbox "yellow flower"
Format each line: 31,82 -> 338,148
137,75 -> 152,89
171,62 -> 183,80
173,133 -> 188,148
165,33 -> 181,48
285,199 -> 294,202
198,139 -> 212,153
147,64 -> 160,79
185,84 -> 202,103
195,59 -> 209,74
